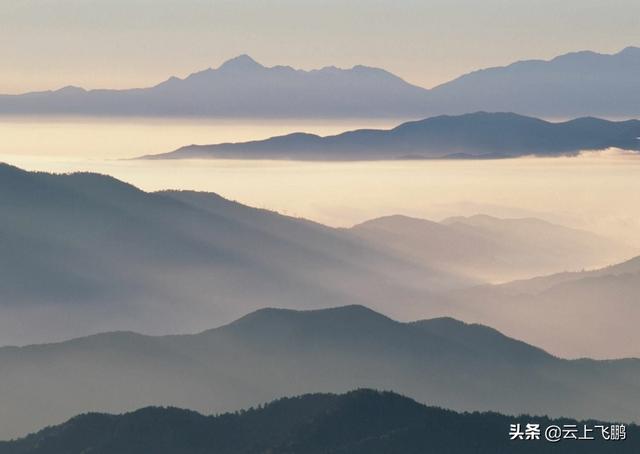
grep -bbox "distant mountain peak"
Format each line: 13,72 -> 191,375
353,214 -> 443,231
620,46 -> 640,56
551,49 -> 601,60
218,54 -> 264,71
54,85 -> 87,94
226,304 -> 393,330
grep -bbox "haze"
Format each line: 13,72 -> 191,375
5,147 -> 640,249
2,114 -> 639,248
2,2 -> 640,448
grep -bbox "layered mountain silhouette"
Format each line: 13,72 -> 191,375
143,112 -> 640,160
499,255 -> 640,295
0,164 -> 629,346
1,389 -> 637,454
0,163 -> 466,345
441,255 -> 640,359
429,46 -> 640,118
0,55 -> 430,118
1,47 -> 638,118
351,214 -> 630,282
0,305 -> 638,441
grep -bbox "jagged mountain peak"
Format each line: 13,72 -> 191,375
218,54 -> 264,71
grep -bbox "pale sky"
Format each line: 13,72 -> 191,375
0,0 -> 638,94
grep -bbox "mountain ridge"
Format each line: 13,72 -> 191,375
3,163 -> 630,347
349,210 -> 632,283
1,46 -> 639,117
0,162 -> 471,345
141,112 -> 640,160
1,389 -> 637,453
0,304 -> 639,440
2,163 -> 635,362
439,252 -> 640,358
431,46 -> 640,90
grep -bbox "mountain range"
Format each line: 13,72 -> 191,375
0,164 -> 630,348
0,305 -> 638,441
441,255 -> 640,359
0,55 -> 429,118
0,163 -> 458,345
142,112 -> 640,160
428,47 -> 640,118
350,214 -> 631,283
1,389 -> 636,453
0,47 -> 639,118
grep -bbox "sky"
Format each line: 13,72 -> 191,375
0,0 -> 638,94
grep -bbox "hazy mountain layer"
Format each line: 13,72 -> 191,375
2,164 -> 628,347
0,163 -> 466,345
351,214 -> 631,283
441,255 -> 640,358
1,389 -> 637,453
498,255 -> 640,294
0,305 -> 638,440
0,55 -> 430,118
1,47 -> 639,118
144,113 -> 640,160
429,46 -> 640,118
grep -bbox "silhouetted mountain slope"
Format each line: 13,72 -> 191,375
429,46 -> 640,118
440,255 -> 640,358
1,47 -> 639,118
145,112 -> 640,160
1,389 -> 637,454
0,163 -> 466,346
498,255 -> 640,294
351,214 -> 631,282
3,164 -> 626,347
0,55 -> 430,118
0,305 -> 638,441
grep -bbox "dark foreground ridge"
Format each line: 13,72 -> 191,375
1,304 -> 640,441
0,389 -> 636,454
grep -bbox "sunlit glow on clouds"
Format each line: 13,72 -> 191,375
3,137 -> 640,249
0,117 -> 404,159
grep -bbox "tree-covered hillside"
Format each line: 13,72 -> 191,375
1,390 -> 636,454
